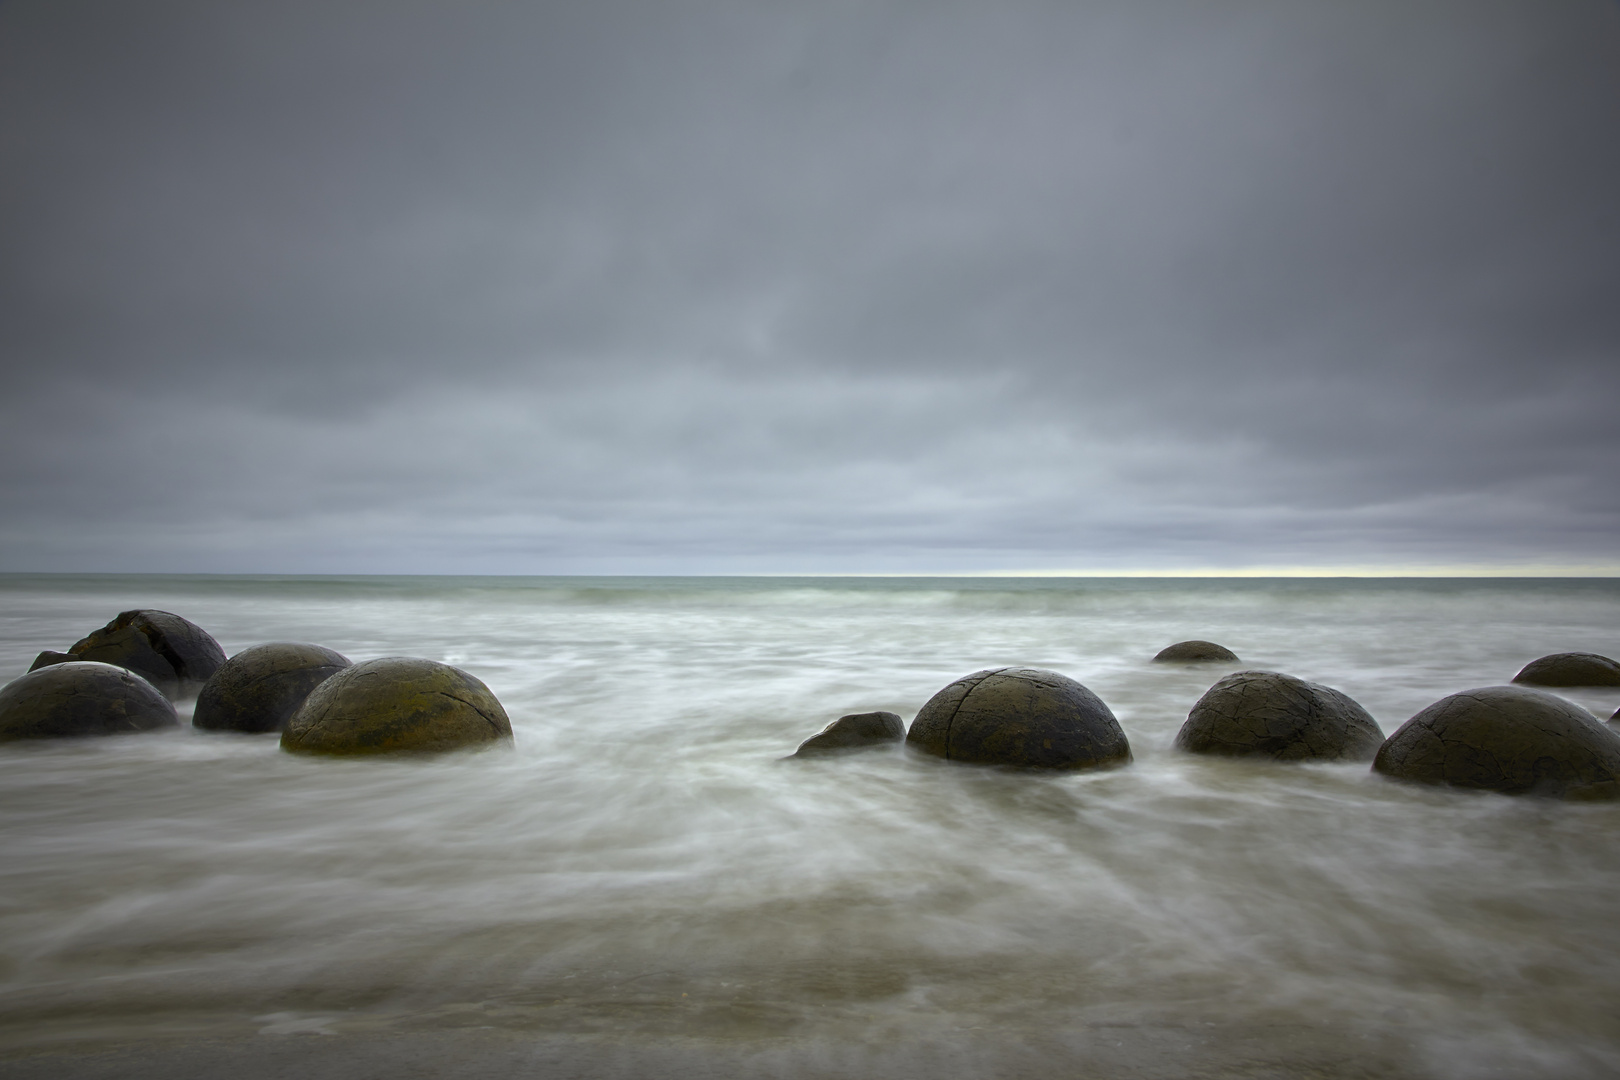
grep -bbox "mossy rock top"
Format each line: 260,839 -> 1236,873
0,661 -> 178,741
1175,670 -> 1384,762
30,609 -> 225,699
795,711 -> 905,756
1154,640 -> 1240,663
1511,652 -> 1620,687
194,642 -> 351,733
1373,685 -> 1620,799
906,667 -> 1130,770
281,657 -> 512,756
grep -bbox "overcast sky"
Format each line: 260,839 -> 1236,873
2,1 -> 1617,574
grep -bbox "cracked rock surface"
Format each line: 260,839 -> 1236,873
1153,640 -> 1240,662
194,642 -> 352,733
29,609 -> 226,700
281,657 -> 513,756
1175,670 -> 1383,762
906,667 -> 1131,770
1373,685 -> 1620,799
0,661 -> 177,740
794,710 -> 904,756
1510,652 -> 1620,687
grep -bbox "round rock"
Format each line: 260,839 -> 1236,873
281,657 -> 513,756
1154,640 -> 1240,663
906,667 -> 1130,770
194,643 -> 352,733
795,711 -> 905,756
1511,652 -> 1620,687
1175,670 -> 1383,761
0,661 -> 178,741
1374,685 -> 1620,799
30,610 -> 226,699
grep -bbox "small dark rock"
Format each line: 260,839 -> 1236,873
1175,670 -> 1383,761
1374,685 -> 1620,799
1511,652 -> 1620,687
194,642 -> 352,733
0,661 -> 178,741
795,711 -> 905,756
28,651 -> 75,671
1154,640 -> 1240,663
281,657 -> 512,756
906,667 -> 1131,770
29,610 -> 226,699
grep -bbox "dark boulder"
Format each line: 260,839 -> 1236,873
1373,685 -> 1620,799
906,667 -> 1130,770
1511,652 -> 1620,687
1175,670 -> 1383,762
0,661 -> 178,741
1154,640 -> 1240,663
281,657 -> 512,756
194,642 -> 352,733
29,610 -> 226,699
795,711 -> 905,756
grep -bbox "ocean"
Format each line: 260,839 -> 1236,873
1,574 -> 1618,1079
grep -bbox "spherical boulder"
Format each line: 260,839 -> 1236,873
1175,670 -> 1383,762
1373,685 -> 1620,800
1154,640 -> 1240,663
906,667 -> 1130,770
30,610 -> 226,699
0,661 -> 178,741
194,643 -> 352,733
281,657 -> 512,756
1511,652 -> 1620,687
795,711 -> 905,756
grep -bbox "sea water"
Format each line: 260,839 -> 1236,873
1,575 -> 1618,1078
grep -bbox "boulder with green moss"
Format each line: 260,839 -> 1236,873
1175,670 -> 1383,761
281,657 -> 512,756
29,610 -> 225,699
1373,686 -> 1620,799
906,667 -> 1130,770
194,642 -> 352,733
0,661 -> 178,741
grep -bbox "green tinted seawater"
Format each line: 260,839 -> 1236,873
1,575 -> 1619,1078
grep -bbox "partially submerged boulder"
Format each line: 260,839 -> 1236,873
906,667 -> 1130,770
1374,685 -> 1620,799
194,643 -> 352,733
1511,652 -> 1620,687
1175,670 -> 1383,761
281,657 -> 512,756
795,711 -> 904,756
1154,640 -> 1240,663
30,610 -> 225,699
0,661 -> 178,741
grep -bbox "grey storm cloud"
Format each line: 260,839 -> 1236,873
1,0 -> 1617,573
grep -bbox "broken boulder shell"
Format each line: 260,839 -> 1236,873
1510,652 -> 1620,687
1153,640 -> 1240,663
30,610 -> 225,699
281,657 -> 512,756
795,711 -> 905,756
1175,670 -> 1384,762
0,661 -> 178,741
906,667 -> 1130,770
1374,685 -> 1620,800
194,642 -> 352,733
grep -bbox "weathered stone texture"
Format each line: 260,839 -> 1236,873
194,642 -> 351,733
1175,670 -> 1383,761
1154,640 -> 1240,663
906,667 -> 1130,770
0,661 -> 178,740
795,711 -> 905,756
281,657 -> 512,756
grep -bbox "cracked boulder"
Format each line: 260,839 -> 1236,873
795,711 -> 905,756
1510,652 -> 1620,687
1373,685 -> 1620,799
906,667 -> 1130,770
29,610 -> 226,700
0,661 -> 178,741
1175,670 -> 1383,762
281,657 -> 512,755
1154,640 -> 1240,663
194,643 -> 352,733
